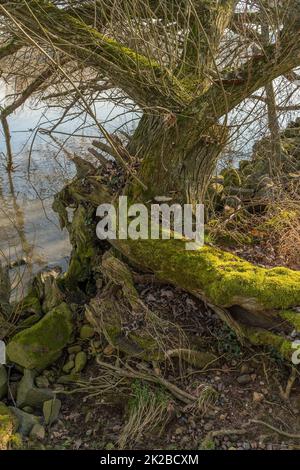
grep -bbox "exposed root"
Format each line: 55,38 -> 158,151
201,427 -> 248,450
96,359 -> 218,413
58,371 -> 130,402
279,367 -> 298,401
52,172 -> 300,363
86,252 -> 189,363
250,419 -> 300,440
209,428 -> 248,438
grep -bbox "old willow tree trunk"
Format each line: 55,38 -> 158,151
1,0 -> 300,358
126,114 -> 228,205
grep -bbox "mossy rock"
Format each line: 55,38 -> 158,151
79,324 -> 95,340
0,402 -> 19,450
74,351 -> 87,372
43,398 -> 61,426
16,369 -> 54,409
7,303 -> 73,370
9,407 -> 41,437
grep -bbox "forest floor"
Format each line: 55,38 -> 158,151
3,157 -> 300,451
24,281 -> 300,451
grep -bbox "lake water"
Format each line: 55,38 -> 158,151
0,89 -> 136,299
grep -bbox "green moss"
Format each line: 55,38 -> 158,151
200,438 -> 216,450
115,240 -> 300,312
31,0 -> 189,106
63,205 -> 97,289
168,349 -> 217,369
279,310 -> 300,333
7,303 -> 73,370
10,432 -> 23,449
0,402 -> 19,450
130,333 -> 162,360
241,325 -> 292,361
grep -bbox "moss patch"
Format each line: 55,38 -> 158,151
62,205 -> 97,290
115,240 -> 300,312
279,310 -> 300,333
0,402 -> 19,450
241,325 -> 293,361
7,303 -> 73,370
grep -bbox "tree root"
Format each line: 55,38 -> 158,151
250,419 -> 300,440
96,359 -> 217,412
208,428 -> 247,438
200,427 -> 248,450
279,367 -> 298,401
85,252 -> 217,368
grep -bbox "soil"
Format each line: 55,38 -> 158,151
4,162 -> 300,451
23,282 -> 300,451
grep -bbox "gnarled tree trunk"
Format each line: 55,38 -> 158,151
1,0 -> 300,361
128,114 -> 228,205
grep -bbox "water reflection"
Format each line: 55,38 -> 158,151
0,85 -> 136,298
0,146 -> 73,299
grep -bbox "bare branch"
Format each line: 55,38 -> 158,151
1,60 -> 67,119
0,37 -> 22,60
0,0 -> 187,110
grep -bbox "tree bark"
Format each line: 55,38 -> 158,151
261,15 -> 282,176
265,80 -> 283,176
127,114 -> 227,205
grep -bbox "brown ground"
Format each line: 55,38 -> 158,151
17,162 -> 300,450
23,282 -> 300,451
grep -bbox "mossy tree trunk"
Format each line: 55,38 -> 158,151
1,1 -> 300,205
127,114 -> 228,205
2,1 -> 300,360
